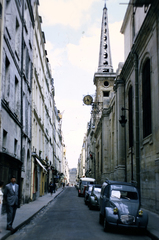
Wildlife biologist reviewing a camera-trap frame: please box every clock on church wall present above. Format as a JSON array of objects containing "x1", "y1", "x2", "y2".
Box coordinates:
[{"x1": 83, "y1": 95, "x2": 93, "y2": 105}]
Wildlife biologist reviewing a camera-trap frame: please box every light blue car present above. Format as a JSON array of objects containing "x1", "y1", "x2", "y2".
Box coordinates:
[{"x1": 99, "y1": 180, "x2": 148, "y2": 232}]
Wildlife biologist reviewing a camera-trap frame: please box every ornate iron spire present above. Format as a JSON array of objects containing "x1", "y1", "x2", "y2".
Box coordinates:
[{"x1": 97, "y1": 3, "x2": 113, "y2": 73}]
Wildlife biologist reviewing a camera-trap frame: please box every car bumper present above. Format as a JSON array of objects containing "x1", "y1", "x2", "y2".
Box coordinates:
[{"x1": 106, "y1": 208, "x2": 148, "y2": 229}]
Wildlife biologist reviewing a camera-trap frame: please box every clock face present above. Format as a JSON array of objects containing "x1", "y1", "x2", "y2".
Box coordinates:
[{"x1": 83, "y1": 95, "x2": 93, "y2": 105}]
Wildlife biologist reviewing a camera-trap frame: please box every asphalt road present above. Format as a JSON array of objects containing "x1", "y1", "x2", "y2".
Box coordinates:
[{"x1": 6, "y1": 187, "x2": 151, "y2": 240}]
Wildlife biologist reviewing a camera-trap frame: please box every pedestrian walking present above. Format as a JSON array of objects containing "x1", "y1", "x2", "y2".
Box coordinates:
[
  {"x1": 4, "y1": 176, "x2": 19, "y2": 231},
  {"x1": 49, "y1": 181, "x2": 54, "y2": 196},
  {"x1": 52, "y1": 182, "x2": 56, "y2": 193},
  {"x1": 0, "y1": 180, "x2": 4, "y2": 233}
]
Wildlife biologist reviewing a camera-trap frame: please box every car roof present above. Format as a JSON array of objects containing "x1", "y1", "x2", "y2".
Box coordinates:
[
  {"x1": 80, "y1": 177, "x2": 95, "y2": 182},
  {"x1": 103, "y1": 179, "x2": 137, "y2": 187}
]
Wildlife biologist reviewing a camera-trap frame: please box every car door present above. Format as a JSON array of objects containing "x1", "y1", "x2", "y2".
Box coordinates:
[{"x1": 101, "y1": 185, "x2": 110, "y2": 215}]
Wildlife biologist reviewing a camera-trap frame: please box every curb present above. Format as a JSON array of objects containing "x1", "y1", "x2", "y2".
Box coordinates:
[
  {"x1": 147, "y1": 231, "x2": 159, "y2": 240},
  {"x1": 0, "y1": 188, "x2": 64, "y2": 240}
]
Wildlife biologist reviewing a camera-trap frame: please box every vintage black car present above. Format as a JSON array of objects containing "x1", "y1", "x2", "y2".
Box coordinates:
[{"x1": 99, "y1": 179, "x2": 148, "y2": 231}]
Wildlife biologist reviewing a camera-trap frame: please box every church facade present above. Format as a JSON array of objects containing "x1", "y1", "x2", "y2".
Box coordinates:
[{"x1": 80, "y1": 0, "x2": 159, "y2": 213}]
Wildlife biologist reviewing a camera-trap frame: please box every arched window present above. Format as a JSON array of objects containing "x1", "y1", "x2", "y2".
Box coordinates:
[
  {"x1": 142, "y1": 59, "x2": 152, "y2": 138},
  {"x1": 128, "y1": 86, "x2": 133, "y2": 147}
]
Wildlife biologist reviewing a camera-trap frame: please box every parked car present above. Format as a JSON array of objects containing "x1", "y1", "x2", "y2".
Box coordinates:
[
  {"x1": 88, "y1": 184, "x2": 102, "y2": 210},
  {"x1": 75, "y1": 183, "x2": 79, "y2": 190},
  {"x1": 84, "y1": 184, "x2": 94, "y2": 205},
  {"x1": 99, "y1": 179, "x2": 148, "y2": 232},
  {"x1": 78, "y1": 177, "x2": 95, "y2": 197}
]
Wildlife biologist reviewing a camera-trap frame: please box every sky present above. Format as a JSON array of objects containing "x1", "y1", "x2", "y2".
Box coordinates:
[{"x1": 38, "y1": 0, "x2": 128, "y2": 169}]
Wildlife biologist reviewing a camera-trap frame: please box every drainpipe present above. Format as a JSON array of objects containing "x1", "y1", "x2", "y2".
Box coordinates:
[
  {"x1": 19, "y1": 0, "x2": 24, "y2": 205},
  {"x1": 134, "y1": 53, "x2": 140, "y2": 199}
]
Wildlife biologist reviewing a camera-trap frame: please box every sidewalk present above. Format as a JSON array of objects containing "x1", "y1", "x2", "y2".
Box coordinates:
[
  {"x1": 0, "y1": 188, "x2": 159, "y2": 240},
  {"x1": 143, "y1": 208, "x2": 159, "y2": 240},
  {"x1": 0, "y1": 187, "x2": 64, "y2": 240}
]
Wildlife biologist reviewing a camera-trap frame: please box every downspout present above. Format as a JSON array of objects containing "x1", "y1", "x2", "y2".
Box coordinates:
[
  {"x1": 20, "y1": 0, "x2": 24, "y2": 204},
  {"x1": 134, "y1": 53, "x2": 140, "y2": 199}
]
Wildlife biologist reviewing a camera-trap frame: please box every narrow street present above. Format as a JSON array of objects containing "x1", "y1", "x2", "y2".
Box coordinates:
[{"x1": 6, "y1": 187, "x2": 151, "y2": 240}]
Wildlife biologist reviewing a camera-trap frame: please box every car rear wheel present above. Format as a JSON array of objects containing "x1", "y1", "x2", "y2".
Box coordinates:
[{"x1": 104, "y1": 216, "x2": 109, "y2": 232}]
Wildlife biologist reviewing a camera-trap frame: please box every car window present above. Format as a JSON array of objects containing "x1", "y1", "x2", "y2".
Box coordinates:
[
  {"x1": 111, "y1": 190, "x2": 138, "y2": 200},
  {"x1": 88, "y1": 186, "x2": 93, "y2": 191},
  {"x1": 94, "y1": 188, "x2": 101, "y2": 194}
]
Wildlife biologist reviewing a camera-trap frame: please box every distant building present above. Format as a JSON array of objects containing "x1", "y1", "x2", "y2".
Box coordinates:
[{"x1": 69, "y1": 168, "x2": 77, "y2": 186}]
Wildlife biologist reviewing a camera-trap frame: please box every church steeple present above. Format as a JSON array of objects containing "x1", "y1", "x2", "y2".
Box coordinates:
[{"x1": 97, "y1": 3, "x2": 113, "y2": 73}]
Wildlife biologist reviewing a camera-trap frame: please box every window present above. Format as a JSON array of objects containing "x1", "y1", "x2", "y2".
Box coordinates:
[
  {"x1": 128, "y1": 86, "x2": 133, "y2": 147},
  {"x1": 15, "y1": 18, "x2": 20, "y2": 58},
  {"x1": 142, "y1": 59, "x2": 152, "y2": 138},
  {"x1": 104, "y1": 44, "x2": 107, "y2": 49},
  {"x1": 0, "y1": 3, "x2": 2, "y2": 17},
  {"x1": 15, "y1": 76, "x2": 19, "y2": 114},
  {"x1": 103, "y1": 91, "x2": 109, "y2": 97},
  {"x1": 103, "y1": 69, "x2": 109, "y2": 73},
  {"x1": 14, "y1": 139, "x2": 18, "y2": 156},
  {"x1": 104, "y1": 53, "x2": 108, "y2": 59},
  {"x1": 5, "y1": 56, "x2": 10, "y2": 99},
  {"x1": 104, "y1": 81, "x2": 109, "y2": 87},
  {"x1": 3, "y1": 130, "x2": 7, "y2": 150}
]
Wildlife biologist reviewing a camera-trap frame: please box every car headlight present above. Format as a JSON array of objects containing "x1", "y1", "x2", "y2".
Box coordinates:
[
  {"x1": 138, "y1": 209, "x2": 143, "y2": 216},
  {"x1": 113, "y1": 207, "x2": 118, "y2": 214}
]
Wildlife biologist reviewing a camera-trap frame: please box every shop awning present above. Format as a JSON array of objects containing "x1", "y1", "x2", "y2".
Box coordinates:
[{"x1": 35, "y1": 158, "x2": 47, "y2": 172}]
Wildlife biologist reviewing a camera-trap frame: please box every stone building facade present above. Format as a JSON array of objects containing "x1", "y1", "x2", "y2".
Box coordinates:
[{"x1": 118, "y1": 0, "x2": 159, "y2": 213}]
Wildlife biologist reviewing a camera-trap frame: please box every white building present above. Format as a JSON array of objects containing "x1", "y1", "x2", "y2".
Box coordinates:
[{"x1": 0, "y1": 0, "x2": 34, "y2": 204}]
